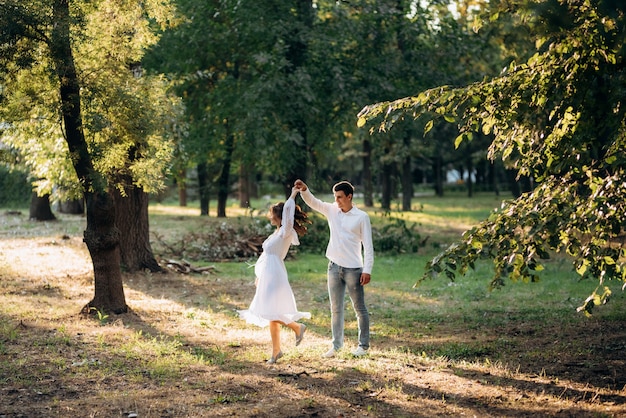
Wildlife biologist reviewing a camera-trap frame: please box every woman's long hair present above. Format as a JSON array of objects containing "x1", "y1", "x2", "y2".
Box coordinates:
[{"x1": 271, "y1": 202, "x2": 311, "y2": 236}]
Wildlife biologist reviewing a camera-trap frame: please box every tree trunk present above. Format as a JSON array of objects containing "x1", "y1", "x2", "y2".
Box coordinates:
[
  {"x1": 239, "y1": 163, "x2": 251, "y2": 209},
  {"x1": 177, "y1": 168, "x2": 187, "y2": 207},
  {"x1": 363, "y1": 138, "x2": 374, "y2": 207},
  {"x1": 434, "y1": 154, "x2": 444, "y2": 197},
  {"x1": 507, "y1": 170, "x2": 533, "y2": 198},
  {"x1": 58, "y1": 198, "x2": 84, "y2": 214},
  {"x1": 507, "y1": 169, "x2": 522, "y2": 198},
  {"x1": 83, "y1": 191, "x2": 127, "y2": 314},
  {"x1": 197, "y1": 161, "x2": 210, "y2": 216},
  {"x1": 29, "y1": 192, "x2": 56, "y2": 221},
  {"x1": 51, "y1": 0, "x2": 126, "y2": 314},
  {"x1": 283, "y1": 126, "x2": 308, "y2": 198},
  {"x1": 489, "y1": 161, "x2": 500, "y2": 196},
  {"x1": 401, "y1": 155, "x2": 412, "y2": 211},
  {"x1": 519, "y1": 175, "x2": 533, "y2": 194},
  {"x1": 381, "y1": 159, "x2": 392, "y2": 211},
  {"x1": 114, "y1": 181, "x2": 163, "y2": 273},
  {"x1": 466, "y1": 151, "x2": 474, "y2": 198},
  {"x1": 217, "y1": 130, "x2": 234, "y2": 217}
]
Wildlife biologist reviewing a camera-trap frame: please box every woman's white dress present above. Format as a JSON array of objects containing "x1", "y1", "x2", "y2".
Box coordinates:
[{"x1": 238, "y1": 198, "x2": 311, "y2": 327}]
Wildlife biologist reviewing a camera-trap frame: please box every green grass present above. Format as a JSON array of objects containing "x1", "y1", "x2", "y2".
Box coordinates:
[{"x1": 281, "y1": 246, "x2": 626, "y2": 368}]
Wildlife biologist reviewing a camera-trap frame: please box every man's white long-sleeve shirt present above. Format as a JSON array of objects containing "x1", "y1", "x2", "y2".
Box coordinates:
[{"x1": 300, "y1": 188, "x2": 374, "y2": 274}]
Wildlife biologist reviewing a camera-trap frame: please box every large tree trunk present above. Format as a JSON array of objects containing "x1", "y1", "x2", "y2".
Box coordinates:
[
  {"x1": 197, "y1": 161, "x2": 210, "y2": 216},
  {"x1": 29, "y1": 192, "x2": 56, "y2": 221},
  {"x1": 83, "y1": 191, "x2": 127, "y2": 314},
  {"x1": 51, "y1": 0, "x2": 126, "y2": 314},
  {"x1": 362, "y1": 138, "x2": 374, "y2": 207},
  {"x1": 114, "y1": 181, "x2": 163, "y2": 273}
]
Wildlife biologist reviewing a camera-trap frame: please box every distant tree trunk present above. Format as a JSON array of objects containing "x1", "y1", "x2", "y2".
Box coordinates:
[
  {"x1": 239, "y1": 163, "x2": 252, "y2": 208},
  {"x1": 363, "y1": 138, "x2": 373, "y2": 207},
  {"x1": 283, "y1": 121, "x2": 308, "y2": 198},
  {"x1": 29, "y1": 193, "x2": 56, "y2": 221},
  {"x1": 251, "y1": 173, "x2": 259, "y2": 199},
  {"x1": 401, "y1": 149, "x2": 412, "y2": 211},
  {"x1": 114, "y1": 181, "x2": 163, "y2": 273},
  {"x1": 58, "y1": 198, "x2": 84, "y2": 214},
  {"x1": 381, "y1": 156, "x2": 392, "y2": 210},
  {"x1": 217, "y1": 130, "x2": 234, "y2": 217},
  {"x1": 507, "y1": 169, "x2": 533, "y2": 198},
  {"x1": 489, "y1": 161, "x2": 500, "y2": 196},
  {"x1": 178, "y1": 168, "x2": 187, "y2": 207},
  {"x1": 507, "y1": 169, "x2": 522, "y2": 198},
  {"x1": 51, "y1": 0, "x2": 126, "y2": 314},
  {"x1": 197, "y1": 161, "x2": 210, "y2": 216},
  {"x1": 519, "y1": 175, "x2": 533, "y2": 194},
  {"x1": 466, "y1": 151, "x2": 474, "y2": 198},
  {"x1": 433, "y1": 154, "x2": 444, "y2": 197},
  {"x1": 285, "y1": 147, "x2": 308, "y2": 198}
]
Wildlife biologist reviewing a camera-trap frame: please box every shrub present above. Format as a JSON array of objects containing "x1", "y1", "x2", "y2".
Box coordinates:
[
  {"x1": 372, "y1": 217, "x2": 422, "y2": 255},
  {"x1": 0, "y1": 165, "x2": 30, "y2": 207}
]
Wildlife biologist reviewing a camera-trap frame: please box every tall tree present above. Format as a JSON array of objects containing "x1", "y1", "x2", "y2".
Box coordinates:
[
  {"x1": 147, "y1": 0, "x2": 330, "y2": 211},
  {"x1": 0, "y1": 0, "x2": 177, "y2": 312},
  {"x1": 49, "y1": 0, "x2": 127, "y2": 313},
  {"x1": 359, "y1": 0, "x2": 626, "y2": 312},
  {"x1": 146, "y1": 0, "x2": 270, "y2": 215}
]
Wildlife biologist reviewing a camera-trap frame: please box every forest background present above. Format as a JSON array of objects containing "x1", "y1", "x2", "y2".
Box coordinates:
[{"x1": 1, "y1": 0, "x2": 626, "y2": 415}]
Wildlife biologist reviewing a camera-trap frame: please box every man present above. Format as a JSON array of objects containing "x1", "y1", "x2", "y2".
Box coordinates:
[{"x1": 294, "y1": 179, "x2": 373, "y2": 357}]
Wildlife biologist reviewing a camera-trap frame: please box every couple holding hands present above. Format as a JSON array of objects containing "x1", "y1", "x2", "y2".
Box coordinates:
[{"x1": 238, "y1": 179, "x2": 374, "y2": 363}]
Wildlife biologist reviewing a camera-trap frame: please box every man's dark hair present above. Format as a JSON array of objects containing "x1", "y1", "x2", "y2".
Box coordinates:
[{"x1": 333, "y1": 181, "x2": 354, "y2": 197}]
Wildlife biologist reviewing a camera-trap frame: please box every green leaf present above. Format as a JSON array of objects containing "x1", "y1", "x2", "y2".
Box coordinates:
[
  {"x1": 424, "y1": 119, "x2": 434, "y2": 135},
  {"x1": 454, "y1": 133, "x2": 464, "y2": 149}
]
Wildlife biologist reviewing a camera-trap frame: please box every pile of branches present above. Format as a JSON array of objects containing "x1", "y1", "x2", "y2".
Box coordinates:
[
  {"x1": 152, "y1": 221, "x2": 268, "y2": 262},
  {"x1": 152, "y1": 213, "x2": 425, "y2": 266}
]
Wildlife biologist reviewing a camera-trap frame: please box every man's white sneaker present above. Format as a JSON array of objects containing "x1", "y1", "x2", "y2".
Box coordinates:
[
  {"x1": 352, "y1": 347, "x2": 368, "y2": 356},
  {"x1": 322, "y1": 348, "x2": 336, "y2": 358}
]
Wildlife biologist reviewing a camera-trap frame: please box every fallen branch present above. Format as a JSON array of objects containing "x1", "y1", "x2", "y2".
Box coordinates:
[
  {"x1": 277, "y1": 371, "x2": 312, "y2": 378},
  {"x1": 164, "y1": 259, "x2": 217, "y2": 274}
]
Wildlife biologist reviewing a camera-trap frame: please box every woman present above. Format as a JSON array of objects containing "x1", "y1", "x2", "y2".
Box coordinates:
[{"x1": 238, "y1": 186, "x2": 311, "y2": 363}]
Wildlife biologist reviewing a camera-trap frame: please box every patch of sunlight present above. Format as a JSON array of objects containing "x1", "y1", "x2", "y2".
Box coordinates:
[
  {"x1": 149, "y1": 202, "x2": 256, "y2": 218},
  {"x1": 149, "y1": 204, "x2": 203, "y2": 216},
  {"x1": 126, "y1": 294, "x2": 187, "y2": 312},
  {"x1": 388, "y1": 211, "x2": 476, "y2": 230}
]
